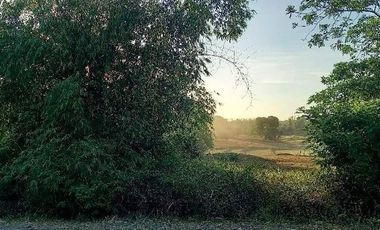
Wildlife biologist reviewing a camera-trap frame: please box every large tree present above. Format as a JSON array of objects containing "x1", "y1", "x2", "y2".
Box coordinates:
[
  {"x1": 255, "y1": 116, "x2": 280, "y2": 140},
  {"x1": 290, "y1": 0, "x2": 380, "y2": 214},
  {"x1": 0, "y1": 0, "x2": 253, "y2": 215},
  {"x1": 303, "y1": 58, "x2": 380, "y2": 215}
]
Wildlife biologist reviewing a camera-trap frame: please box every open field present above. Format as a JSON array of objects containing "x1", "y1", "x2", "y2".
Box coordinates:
[
  {"x1": 209, "y1": 135, "x2": 343, "y2": 222},
  {"x1": 213, "y1": 135, "x2": 315, "y2": 170}
]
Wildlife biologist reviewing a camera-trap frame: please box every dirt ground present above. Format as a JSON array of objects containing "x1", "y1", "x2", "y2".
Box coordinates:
[{"x1": 213, "y1": 135, "x2": 315, "y2": 169}]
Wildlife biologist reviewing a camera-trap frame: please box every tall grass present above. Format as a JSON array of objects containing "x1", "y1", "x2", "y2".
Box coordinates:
[
  {"x1": 114, "y1": 152, "x2": 347, "y2": 219},
  {"x1": 0, "y1": 151, "x2": 359, "y2": 219}
]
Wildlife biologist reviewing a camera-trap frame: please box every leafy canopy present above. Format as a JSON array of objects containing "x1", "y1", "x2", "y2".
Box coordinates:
[
  {"x1": 0, "y1": 0, "x2": 253, "y2": 215},
  {"x1": 292, "y1": 0, "x2": 380, "y2": 214},
  {"x1": 255, "y1": 116, "x2": 280, "y2": 140},
  {"x1": 302, "y1": 58, "x2": 380, "y2": 213},
  {"x1": 287, "y1": 0, "x2": 380, "y2": 58}
]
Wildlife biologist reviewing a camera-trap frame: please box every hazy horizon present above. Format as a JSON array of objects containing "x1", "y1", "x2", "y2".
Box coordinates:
[{"x1": 205, "y1": 0, "x2": 347, "y2": 120}]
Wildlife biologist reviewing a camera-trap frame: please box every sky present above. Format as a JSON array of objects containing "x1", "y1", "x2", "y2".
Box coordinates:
[{"x1": 205, "y1": 0, "x2": 347, "y2": 120}]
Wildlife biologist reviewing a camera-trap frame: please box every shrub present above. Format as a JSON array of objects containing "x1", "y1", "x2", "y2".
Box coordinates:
[
  {"x1": 162, "y1": 158, "x2": 261, "y2": 217},
  {"x1": 258, "y1": 169, "x2": 341, "y2": 219},
  {"x1": 116, "y1": 154, "x2": 262, "y2": 217},
  {"x1": 213, "y1": 152, "x2": 240, "y2": 162},
  {"x1": 163, "y1": 125, "x2": 214, "y2": 158},
  {"x1": 0, "y1": 137, "x2": 128, "y2": 217},
  {"x1": 303, "y1": 58, "x2": 380, "y2": 216}
]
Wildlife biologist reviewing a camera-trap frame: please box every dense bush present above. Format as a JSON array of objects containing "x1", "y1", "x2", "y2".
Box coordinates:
[
  {"x1": 164, "y1": 125, "x2": 214, "y2": 158},
  {"x1": 289, "y1": 0, "x2": 380, "y2": 217},
  {"x1": 0, "y1": 148, "x2": 357, "y2": 219},
  {"x1": 0, "y1": 151, "x2": 263, "y2": 218},
  {"x1": 116, "y1": 154, "x2": 262, "y2": 217},
  {"x1": 260, "y1": 170, "x2": 340, "y2": 219},
  {"x1": 303, "y1": 58, "x2": 380, "y2": 215},
  {"x1": 161, "y1": 157, "x2": 260, "y2": 217},
  {"x1": 0, "y1": 0, "x2": 253, "y2": 217}
]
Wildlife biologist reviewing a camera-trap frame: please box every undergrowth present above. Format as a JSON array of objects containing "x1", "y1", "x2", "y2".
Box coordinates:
[{"x1": 0, "y1": 151, "x2": 368, "y2": 220}]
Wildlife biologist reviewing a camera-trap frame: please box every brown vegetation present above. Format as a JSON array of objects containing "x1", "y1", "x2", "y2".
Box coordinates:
[{"x1": 213, "y1": 135, "x2": 314, "y2": 170}]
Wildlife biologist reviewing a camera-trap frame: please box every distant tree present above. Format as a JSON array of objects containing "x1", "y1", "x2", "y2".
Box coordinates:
[
  {"x1": 265, "y1": 116, "x2": 280, "y2": 140},
  {"x1": 279, "y1": 116, "x2": 307, "y2": 136},
  {"x1": 294, "y1": 117, "x2": 306, "y2": 133},
  {"x1": 255, "y1": 116, "x2": 280, "y2": 140},
  {"x1": 287, "y1": 117, "x2": 294, "y2": 131},
  {"x1": 255, "y1": 117, "x2": 266, "y2": 137}
]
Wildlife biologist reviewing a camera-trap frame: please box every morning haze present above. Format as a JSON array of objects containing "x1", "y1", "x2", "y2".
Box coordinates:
[{"x1": 206, "y1": 0, "x2": 346, "y2": 120}]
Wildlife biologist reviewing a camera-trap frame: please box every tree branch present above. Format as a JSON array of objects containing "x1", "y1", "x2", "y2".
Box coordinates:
[{"x1": 200, "y1": 43, "x2": 253, "y2": 105}]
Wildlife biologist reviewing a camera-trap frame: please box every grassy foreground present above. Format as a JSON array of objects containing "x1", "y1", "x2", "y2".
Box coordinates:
[
  {"x1": 1, "y1": 217, "x2": 379, "y2": 230},
  {"x1": 1, "y1": 135, "x2": 379, "y2": 229}
]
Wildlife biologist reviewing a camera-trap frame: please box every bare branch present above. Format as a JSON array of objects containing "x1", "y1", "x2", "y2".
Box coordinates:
[{"x1": 200, "y1": 42, "x2": 253, "y2": 105}]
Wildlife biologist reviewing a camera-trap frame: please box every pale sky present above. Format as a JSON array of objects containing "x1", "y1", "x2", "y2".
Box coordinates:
[{"x1": 205, "y1": 0, "x2": 347, "y2": 120}]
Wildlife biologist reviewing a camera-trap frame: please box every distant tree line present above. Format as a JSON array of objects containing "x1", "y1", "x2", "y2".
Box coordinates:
[
  {"x1": 213, "y1": 115, "x2": 306, "y2": 140},
  {"x1": 213, "y1": 116, "x2": 256, "y2": 138},
  {"x1": 279, "y1": 116, "x2": 307, "y2": 136}
]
